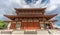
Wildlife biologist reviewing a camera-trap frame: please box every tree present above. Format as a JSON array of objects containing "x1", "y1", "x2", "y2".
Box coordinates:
[{"x1": 0, "y1": 20, "x2": 7, "y2": 29}]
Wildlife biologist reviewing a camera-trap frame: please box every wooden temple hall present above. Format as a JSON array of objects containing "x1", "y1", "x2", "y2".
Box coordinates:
[{"x1": 4, "y1": 8, "x2": 57, "y2": 30}]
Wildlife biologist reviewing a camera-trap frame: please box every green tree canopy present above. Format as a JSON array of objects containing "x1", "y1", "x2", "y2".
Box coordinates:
[{"x1": 0, "y1": 20, "x2": 7, "y2": 29}]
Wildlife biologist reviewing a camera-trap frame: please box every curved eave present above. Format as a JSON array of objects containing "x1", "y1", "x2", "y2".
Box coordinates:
[
  {"x1": 4, "y1": 14, "x2": 57, "y2": 20},
  {"x1": 45, "y1": 14, "x2": 57, "y2": 20},
  {"x1": 48, "y1": 20, "x2": 58, "y2": 22},
  {"x1": 14, "y1": 8, "x2": 46, "y2": 11}
]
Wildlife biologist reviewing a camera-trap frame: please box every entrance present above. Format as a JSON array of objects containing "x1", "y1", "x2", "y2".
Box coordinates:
[
  {"x1": 45, "y1": 23, "x2": 51, "y2": 29},
  {"x1": 16, "y1": 22, "x2": 21, "y2": 30},
  {"x1": 40, "y1": 23, "x2": 45, "y2": 29},
  {"x1": 21, "y1": 19, "x2": 41, "y2": 30}
]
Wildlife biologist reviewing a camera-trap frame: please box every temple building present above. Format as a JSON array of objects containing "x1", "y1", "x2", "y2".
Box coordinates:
[{"x1": 4, "y1": 8, "x2": 57, "y2": 30}]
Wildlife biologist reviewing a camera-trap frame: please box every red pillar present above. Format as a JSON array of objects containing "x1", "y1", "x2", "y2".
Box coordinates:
[
  {"x1": 10, "y1": 22, "x2": 16, "y2": 29},
  {"x1": 39, "y1": 21, "x2": 41, "y2": 29},
  {"x1": 50, "y1": 22, "x2": 54, "y2": 29},
  {"x1": 44, "y1": 21, "x2": 46, "y2": 29}
]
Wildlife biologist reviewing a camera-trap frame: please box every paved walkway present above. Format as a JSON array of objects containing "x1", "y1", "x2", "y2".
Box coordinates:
[{"x1": 0, "y1": 29, "x2": 60, "y2": 35}]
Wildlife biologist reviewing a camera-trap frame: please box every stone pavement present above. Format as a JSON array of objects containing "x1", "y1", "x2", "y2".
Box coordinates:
[{"x1": 0, "y1": 29, "x2": 60, "y2": 35}]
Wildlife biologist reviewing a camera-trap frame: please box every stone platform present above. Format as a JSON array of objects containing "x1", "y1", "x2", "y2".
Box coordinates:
[{"x1": 0, "y1": 29, "x2": 60, "y2": 35}]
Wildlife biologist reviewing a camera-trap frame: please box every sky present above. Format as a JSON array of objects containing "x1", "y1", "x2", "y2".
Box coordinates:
[{"x1": 0, "y1": 0, "x2": 60, "y2": 27}]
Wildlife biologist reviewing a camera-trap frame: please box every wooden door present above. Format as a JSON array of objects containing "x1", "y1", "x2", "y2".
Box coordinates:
[{"x1": 21, "y1": 20, "x2": 40, "y2": 30}]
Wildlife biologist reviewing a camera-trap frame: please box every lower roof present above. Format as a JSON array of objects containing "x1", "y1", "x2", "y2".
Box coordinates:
[{"x1": 4, "y1": 14, "x2": 57, "y2": 20}]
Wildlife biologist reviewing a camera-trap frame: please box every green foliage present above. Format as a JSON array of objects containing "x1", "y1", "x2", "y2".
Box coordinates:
[{"x1": 0, "y1": 20, "x2": 7, "y2": 29}]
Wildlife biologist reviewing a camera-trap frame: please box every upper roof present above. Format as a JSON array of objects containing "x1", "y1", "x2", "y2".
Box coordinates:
[
  {"x1": 15, "y1": 8, "x2": 46, "y2": 15},
  {"x1": 15, "y1": 8, "x2": 46, "y2": 12}
]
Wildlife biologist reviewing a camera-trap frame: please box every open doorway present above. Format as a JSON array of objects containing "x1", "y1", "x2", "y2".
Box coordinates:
[
  {"x1": 40, "y1": 23, "x2": 45, "y2": 29},
  {"x1": 45, "y1": 23, "x2": 51, "y2": 29},
  {"x1": 16, "y1": 22, "x2": 21, "y2": 30}
]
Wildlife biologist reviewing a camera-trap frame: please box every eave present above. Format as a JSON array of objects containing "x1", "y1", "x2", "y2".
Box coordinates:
[
  {"x1": 4, "y1": 20, "x2": 57, "y2": 23},
  {"x1": 14, "y1": 8, "x2": 46, "y2": 11},
  {"x1": 4, "y1": 14, "x2": 57, "y2": 20}
]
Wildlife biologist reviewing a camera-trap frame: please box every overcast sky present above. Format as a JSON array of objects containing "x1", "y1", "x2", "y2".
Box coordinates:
[{"x1": 0, "y1": 0, "x2": 60, "y2": 27}]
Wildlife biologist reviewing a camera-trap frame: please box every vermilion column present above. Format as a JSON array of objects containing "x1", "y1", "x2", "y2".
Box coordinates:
[
  {"x1": 40, "y1": 21, "x2": 41, "y2": 29},
  {"x1": 10, "y1": 22, "x2": 16, "y2": 29},
  {"x1": 50, "y1": 22, "x2": 54, "y2": 29},
  {"x1": 21, "y1": 22, "x2": 24, "y2": 30},
  {"x1": 44, "y1": 21, "x2": 46, "y2": 29},
  {"x1": 7, "y1": 22, "x2": 11, "y2": 29}
]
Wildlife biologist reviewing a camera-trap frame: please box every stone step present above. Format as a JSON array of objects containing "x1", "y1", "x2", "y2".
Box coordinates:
[{"x1": 24, "y1": 30, "x2": 37, "y2": 34}]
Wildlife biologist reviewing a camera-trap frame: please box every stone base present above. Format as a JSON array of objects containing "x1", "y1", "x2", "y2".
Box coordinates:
[
  {"x1": 12, "y1": 30, "x2": 24, "y2": 34},
  {"x1": 37, "y1": 30, "x2": 49, "y2": 34},
  {"x1": 24, "y1": 30, "x2": 37, "y2": 34}
]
